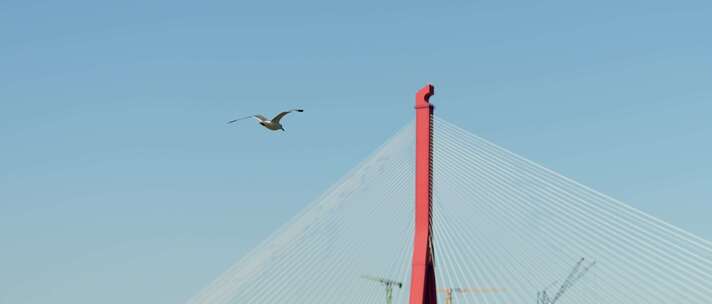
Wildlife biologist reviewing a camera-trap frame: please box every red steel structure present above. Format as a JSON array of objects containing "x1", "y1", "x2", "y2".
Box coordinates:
[{"x1": 409, "y1": 84, "x2": 438, "y2": 304}]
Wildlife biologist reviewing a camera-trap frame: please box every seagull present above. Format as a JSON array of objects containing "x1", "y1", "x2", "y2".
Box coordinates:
[{"x1": 227, "y1": 108, "x2": 304, "y2": 131}]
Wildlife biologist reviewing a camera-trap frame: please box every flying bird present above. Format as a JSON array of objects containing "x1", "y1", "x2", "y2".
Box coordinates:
[{"x1": 227, "y1": 108, "x2": 304, "y2": 131}]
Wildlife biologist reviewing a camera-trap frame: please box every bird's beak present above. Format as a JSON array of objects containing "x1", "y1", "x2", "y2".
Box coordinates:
[{"x1": 281, "y1": 127, "x2": 286, "y2": 132}]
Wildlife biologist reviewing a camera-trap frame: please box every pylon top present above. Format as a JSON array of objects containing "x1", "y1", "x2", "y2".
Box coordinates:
[{"x1": 415, "y1": 84, "x2": 435, "y2": 109}]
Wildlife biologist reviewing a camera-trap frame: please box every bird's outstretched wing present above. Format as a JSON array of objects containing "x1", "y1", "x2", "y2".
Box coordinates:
[
  {"x1": 227, "y1": 115, "x2": 255, "y2": 124},
  {"x1": 271, "y1": 108, "x2": 304, "y2": 123}
]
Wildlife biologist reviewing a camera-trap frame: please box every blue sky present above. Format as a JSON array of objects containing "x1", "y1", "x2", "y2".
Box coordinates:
[{"x1": 1, "y1": 0, "x2": 711, "y2": 303}]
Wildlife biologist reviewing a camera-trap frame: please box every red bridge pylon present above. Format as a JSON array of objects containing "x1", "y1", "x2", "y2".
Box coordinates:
[{"x1": 409, "y1": 84, "x2": 438, "y2": 304}]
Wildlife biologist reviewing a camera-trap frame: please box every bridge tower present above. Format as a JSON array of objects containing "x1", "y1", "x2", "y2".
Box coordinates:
[{"x1": 410, "y1": 84, "x2": 438, "y2": 304}]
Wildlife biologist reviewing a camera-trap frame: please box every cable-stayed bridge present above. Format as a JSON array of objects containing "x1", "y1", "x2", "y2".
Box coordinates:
[{"x1": 188, "y1": 85, "x2": 712, "y2": 304}]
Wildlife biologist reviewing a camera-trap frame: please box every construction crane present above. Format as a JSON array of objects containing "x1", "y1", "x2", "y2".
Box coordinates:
[
  {"x1": 537, "y1": 258, "x2": 596, "y2": 304},
  {"x1": 361, "y1": 275, "x2": 403, "y2": 304},
  {"x1": 437, "y1": 287, "x2": 505, "y2": 304}
]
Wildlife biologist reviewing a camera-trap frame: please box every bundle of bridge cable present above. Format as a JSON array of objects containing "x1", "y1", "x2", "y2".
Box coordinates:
[{"x1": 187, "y1": 117, "x2": 712, "y2": 304}]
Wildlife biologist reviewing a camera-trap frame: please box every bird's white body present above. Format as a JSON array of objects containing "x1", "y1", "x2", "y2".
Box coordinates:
[
  {"x1": 257, "y1": 119, "x2": 283, "y2": 131},
  {"x1": 227, "y1": 109, "x2": 303, "y2": 131}
]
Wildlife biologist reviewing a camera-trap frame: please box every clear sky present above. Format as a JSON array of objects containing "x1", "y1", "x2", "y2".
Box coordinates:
[{"x1": 1, "y1": 0, "x2": 711, "y2": 303}]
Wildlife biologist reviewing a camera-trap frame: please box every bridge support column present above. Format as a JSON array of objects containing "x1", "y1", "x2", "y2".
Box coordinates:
[{"x1": 409, "y1": 84, "x2": 438, "y2": 304}]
